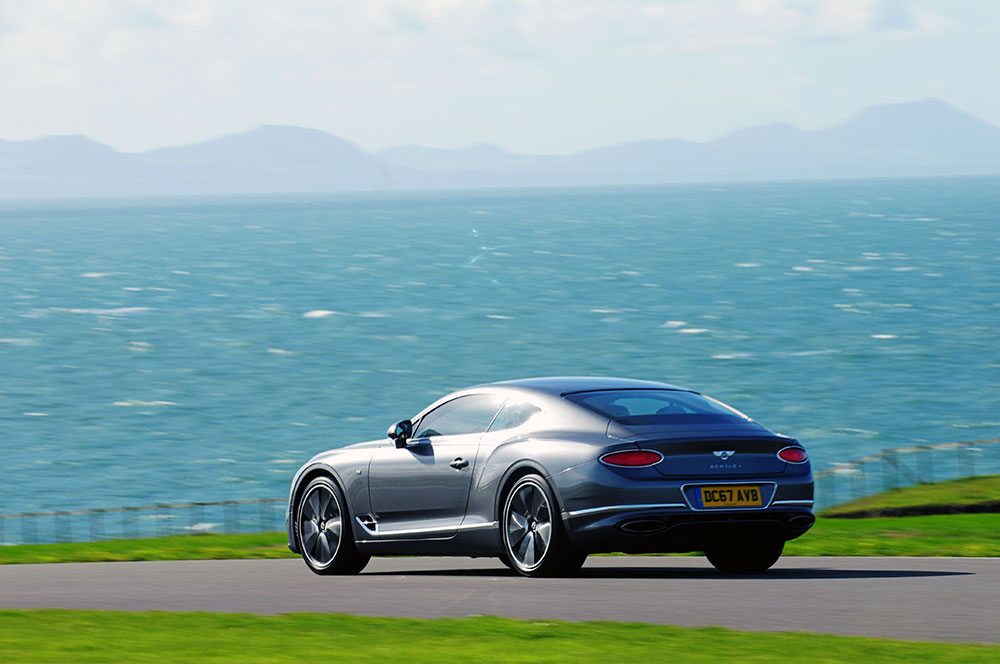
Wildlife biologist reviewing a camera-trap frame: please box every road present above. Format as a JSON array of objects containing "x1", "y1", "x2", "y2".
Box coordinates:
[{"x1": 1, "y1": 556, "x2": 996, "y2": 644}]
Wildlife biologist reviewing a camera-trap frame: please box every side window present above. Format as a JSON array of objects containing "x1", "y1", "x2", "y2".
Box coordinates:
[
  {"x1": 489, "y1": 401, "x2": 542, "y2": 432},
  {"x1": 414, "y1": 395, "x2": 505, "y2": 438}
]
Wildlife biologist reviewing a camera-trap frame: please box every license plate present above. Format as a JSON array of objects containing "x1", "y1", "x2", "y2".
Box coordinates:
[{"x1": 695, "y1": 485, "x2": 763, "y2": 508}]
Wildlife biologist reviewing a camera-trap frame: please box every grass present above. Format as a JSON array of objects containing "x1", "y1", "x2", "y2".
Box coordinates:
[
  {"x1": 0, "y1": 610, "x2": 996, "y2": 663},
  {"x1": 0, "y1": 532, "x2": 297, "y2": 565},
  {"x1": 821, "y1": 474, "x2": 1000, "y2": 516},
  {"x1": 784, "y1": 513, "x2": 1000, "y2": 557}
]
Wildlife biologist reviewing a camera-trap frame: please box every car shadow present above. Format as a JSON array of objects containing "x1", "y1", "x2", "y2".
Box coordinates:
[
  {"x1": 578, "y1": 567, "x2": 974, "y2": 580},
  {"x1": 363, "y1": 566, "x2": 972, "y2": 580}
]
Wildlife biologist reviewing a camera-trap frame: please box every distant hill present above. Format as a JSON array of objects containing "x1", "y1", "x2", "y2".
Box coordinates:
[
  {"x1": 141, "y1": 125, "x2": 388, "y2": 193},
  {"x1": 2, "y1": 99, "x2": 998, "y2": 199}
]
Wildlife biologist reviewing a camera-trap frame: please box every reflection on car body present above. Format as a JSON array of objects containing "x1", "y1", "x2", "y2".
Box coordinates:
[{"x1": 287, "y1": 377, "x2": 814, "y2": 577}]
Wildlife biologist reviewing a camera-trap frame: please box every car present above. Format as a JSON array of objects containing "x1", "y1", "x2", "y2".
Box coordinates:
[{"x1": 286, "y1": 376, "x2": 814, "y2": 577}]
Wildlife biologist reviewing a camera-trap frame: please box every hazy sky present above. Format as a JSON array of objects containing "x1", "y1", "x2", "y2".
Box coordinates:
[{"x1": 1, "y1": 0, "x2": 997, "y2": 154}]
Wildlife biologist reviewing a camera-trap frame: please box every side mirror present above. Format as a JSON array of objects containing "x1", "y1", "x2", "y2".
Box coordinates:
[{"x1": 387, "y1": 419, "x2": 413, "y2": 448}]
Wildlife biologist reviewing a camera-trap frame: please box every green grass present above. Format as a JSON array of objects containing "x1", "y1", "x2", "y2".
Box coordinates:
[
  {"x1": 784, "y1": 513, "x2": 1000, "y2": 557},
  {"x1": 0, "y1": 610, "x2": 995, "y2": 663},
  {"x1": 0, "y1": 532, "x2": 297, "y2": 565},
  {"x1": 822, "y1": 474, "x2": 1000, "y2": 516}
]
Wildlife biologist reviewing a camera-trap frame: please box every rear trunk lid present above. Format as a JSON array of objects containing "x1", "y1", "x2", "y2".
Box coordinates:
[{"x1": 624, "y1": 429, "x2": 794, "y2": 477}]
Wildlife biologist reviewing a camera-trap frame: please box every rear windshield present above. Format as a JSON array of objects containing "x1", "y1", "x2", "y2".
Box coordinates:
[{"x1": 564, "y1": 389, "x2": 750, "y2": 426}]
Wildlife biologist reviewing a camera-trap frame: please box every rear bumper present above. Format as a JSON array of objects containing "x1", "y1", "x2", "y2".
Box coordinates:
[
  {"x1": 562, "y1": 503, "x2": 814, "y2": 553},
  {"x1": 552, "y1": 460, "x2": 814, "y2": 553}
]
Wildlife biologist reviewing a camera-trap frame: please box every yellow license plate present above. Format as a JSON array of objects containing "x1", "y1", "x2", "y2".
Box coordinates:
[{"x1": 696, "y1": 485, "x2": 763, "y2": 508}]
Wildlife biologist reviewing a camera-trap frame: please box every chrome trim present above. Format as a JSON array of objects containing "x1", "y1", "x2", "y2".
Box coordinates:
[
  {"x1": 776, "y1": 445, "x2": 809, "y2": 464},
  {"x1": 357, "y1": 538, "x2": 451, "y2": 544},
  {"x1": 364, "y1": 520, "x2": 498, "y2": 538},
  {"x1": 598, "y1": 449, "x2": 665, "y2": 469},
  {"x1": 772, "y1": 499, "x2": 814, "y2": 506},
  {"x1": 565, "y1": 503, "x2": 687, "y2": 518},
  {"x1": 355, "y1": 516, "x2": 378, "y2": 536},
  {"x1": 680, "y1": 481, "x2": 778, "y2": 511},
  {"x1": 455, "y1": 521, "x2": 498, "y2": 531}
]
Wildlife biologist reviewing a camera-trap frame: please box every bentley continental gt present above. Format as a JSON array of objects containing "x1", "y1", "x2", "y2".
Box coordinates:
[{"x1": 287, "y1": 377, "x2": 814, "y2": 577}]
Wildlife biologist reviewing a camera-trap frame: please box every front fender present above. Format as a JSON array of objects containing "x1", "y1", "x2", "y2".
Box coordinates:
[
  {"x1": 286, "y1": 462, "x2": 348, "y2": 553},
  {"x1": 286, "y1": 446, "x2": 377, "y2": 552}
]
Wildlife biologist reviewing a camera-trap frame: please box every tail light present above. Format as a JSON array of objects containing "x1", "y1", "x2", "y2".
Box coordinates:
[
  {"x1": 600, "y1": 450, "x2": 663, "y2": 467},
  {"x1": 777, "y1": 446, "x2": 808, "y2": 463}
]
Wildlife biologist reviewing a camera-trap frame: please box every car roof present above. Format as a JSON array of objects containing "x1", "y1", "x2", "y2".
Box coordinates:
[{"x1": 476, "y1": 376, "x2": 695, "y2": 396}]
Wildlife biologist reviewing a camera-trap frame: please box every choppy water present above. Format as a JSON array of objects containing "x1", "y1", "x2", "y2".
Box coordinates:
[{"x1": 2, "y1": 178, "x2": 998, "y2": 514}]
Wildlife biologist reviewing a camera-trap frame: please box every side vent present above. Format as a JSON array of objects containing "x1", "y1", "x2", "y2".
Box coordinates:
[{"x1": 356, "y1": 514, "x2": 378, "y2": 534}]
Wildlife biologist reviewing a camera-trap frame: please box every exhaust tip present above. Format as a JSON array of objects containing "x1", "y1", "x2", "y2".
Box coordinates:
[
  {"x1": 788, "y1": 514, "x2": 815, "y2": 532},
  {"x1": 617, "y1": 519, "x2": 667, "y2": 535}
]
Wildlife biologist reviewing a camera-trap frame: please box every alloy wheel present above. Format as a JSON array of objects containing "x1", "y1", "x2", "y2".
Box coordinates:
[
  {"x1": 505, "y1": 478, "x2": 553, "y2": 571},
  {"x1": 299, "y1": 483, "x2": 343, "y2": 569}
]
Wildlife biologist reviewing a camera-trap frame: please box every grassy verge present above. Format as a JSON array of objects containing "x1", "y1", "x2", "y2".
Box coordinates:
[
  {"x1": 0, "y1": 610, "x2": 996, "y2": 663},
  {"x1": 2, "y1": 512, "x2": 998, "y2": 564},
  {"x1": 784, "y1": 513, "x2": 1000, "y2": 556},
  {"x1": 822, "y1": 475, "x2": 1000, "y2": 516},
  {"x1": 0, "y1": 532, "x2": 297, "y2": 565}
]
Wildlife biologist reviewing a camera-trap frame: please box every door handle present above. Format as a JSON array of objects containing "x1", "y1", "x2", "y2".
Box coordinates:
[{"x1": 449, "y1": 457, "x2": 470, "y2": 470}]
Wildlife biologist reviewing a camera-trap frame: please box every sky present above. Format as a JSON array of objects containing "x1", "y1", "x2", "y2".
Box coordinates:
[{"x1": 1, "y1": 0, "x2": 998, "y2": 155}]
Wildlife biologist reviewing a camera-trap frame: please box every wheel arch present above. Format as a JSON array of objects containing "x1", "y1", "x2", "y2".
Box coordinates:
[
  {"x1": 494, "y1": 460, "x2": 562, "y2": 523},
  {"x1": 290, "y1": 464, "x2": 352, "y2": 547}
]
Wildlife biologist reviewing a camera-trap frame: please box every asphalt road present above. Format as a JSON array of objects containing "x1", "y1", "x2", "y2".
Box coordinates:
[{"x1": 1, "y1": 556, "x2": 996, "y2": 644}]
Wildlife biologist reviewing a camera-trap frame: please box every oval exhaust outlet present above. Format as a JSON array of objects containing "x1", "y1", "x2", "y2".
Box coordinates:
[
  {"x1": 788, "y1": 514, "x2": 815, "y2": 531},
  {"x1": 618, "y1": 519, "x2": 667, "y2": 534}
]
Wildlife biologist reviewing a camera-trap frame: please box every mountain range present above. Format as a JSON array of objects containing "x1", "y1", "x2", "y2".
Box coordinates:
[{"x1": 2, "y1": 98, "x2": 999, "y2": 199}]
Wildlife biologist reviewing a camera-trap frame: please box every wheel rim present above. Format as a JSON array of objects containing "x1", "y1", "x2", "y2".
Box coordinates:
[
  {"x1": 505, "y1": 480, "x2": 553, "y2": 570},
  {"x1": 299, "y1": 484, "x2": 342, "y2": 568}
]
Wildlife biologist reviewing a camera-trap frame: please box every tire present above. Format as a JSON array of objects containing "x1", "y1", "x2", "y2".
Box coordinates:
[
  {"x1": 704, "y1": 537, "x2": 784, "y2": 573},
  {"x1": 295, "y1": 476, "x2": 370, "y2": 575},
  {"x1": 501, "y1": 474, "x2": 587, "y2": 577}
]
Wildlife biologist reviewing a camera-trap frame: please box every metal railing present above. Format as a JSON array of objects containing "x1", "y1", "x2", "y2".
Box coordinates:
[
  {"x1": 2, "y1": 438, "x2": 997, "y2": 545},
  {"x1": 0, "y1": 498, "x2": 287, "y2": 546},
  {"x1": 813, "y1": 438, "x2": 1000, "y2": 510}
]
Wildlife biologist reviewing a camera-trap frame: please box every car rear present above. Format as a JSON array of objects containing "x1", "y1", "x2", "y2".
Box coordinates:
[{"x1": 554, "y1": 388, "x2": 814, "y2": 565}]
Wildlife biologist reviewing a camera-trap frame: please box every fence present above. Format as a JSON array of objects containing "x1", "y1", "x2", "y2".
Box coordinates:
[
  {"x1": 2, "y1": 438, "x2": 998, "y2": 545},
  {"x1": 813, "y1": 437, "x2": 1000, "y2": 510},
  {"x1": 0, "y1": 498, "x2": 287, "y2": 546}
]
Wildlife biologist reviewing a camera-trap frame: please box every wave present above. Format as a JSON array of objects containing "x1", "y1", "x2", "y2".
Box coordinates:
[
  {"x1": 51, "y1": 307, "x2": 152, "y2": 315},
  {"x1": 113, "y1": 400, "x2": 178, "y2": 407}
]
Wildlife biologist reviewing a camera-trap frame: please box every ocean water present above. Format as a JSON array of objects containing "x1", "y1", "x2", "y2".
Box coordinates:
[{"x1": 1, "y1": 178, "x2": 999, "y2": 515}]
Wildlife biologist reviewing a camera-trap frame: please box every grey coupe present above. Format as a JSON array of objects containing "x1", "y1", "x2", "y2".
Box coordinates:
[{"x1": 287, "y1": 377, "x2": 814, "y2": 577}]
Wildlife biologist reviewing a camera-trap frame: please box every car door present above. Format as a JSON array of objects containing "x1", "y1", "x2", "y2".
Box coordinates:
[{"x1": 367, "y1": 394, "x2": 505, "y2": 538}]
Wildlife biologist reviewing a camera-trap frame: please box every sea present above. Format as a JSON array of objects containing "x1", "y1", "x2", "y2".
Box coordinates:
[{"x1": 2, "y1": 177, "x2": 998, "y2": 515}]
